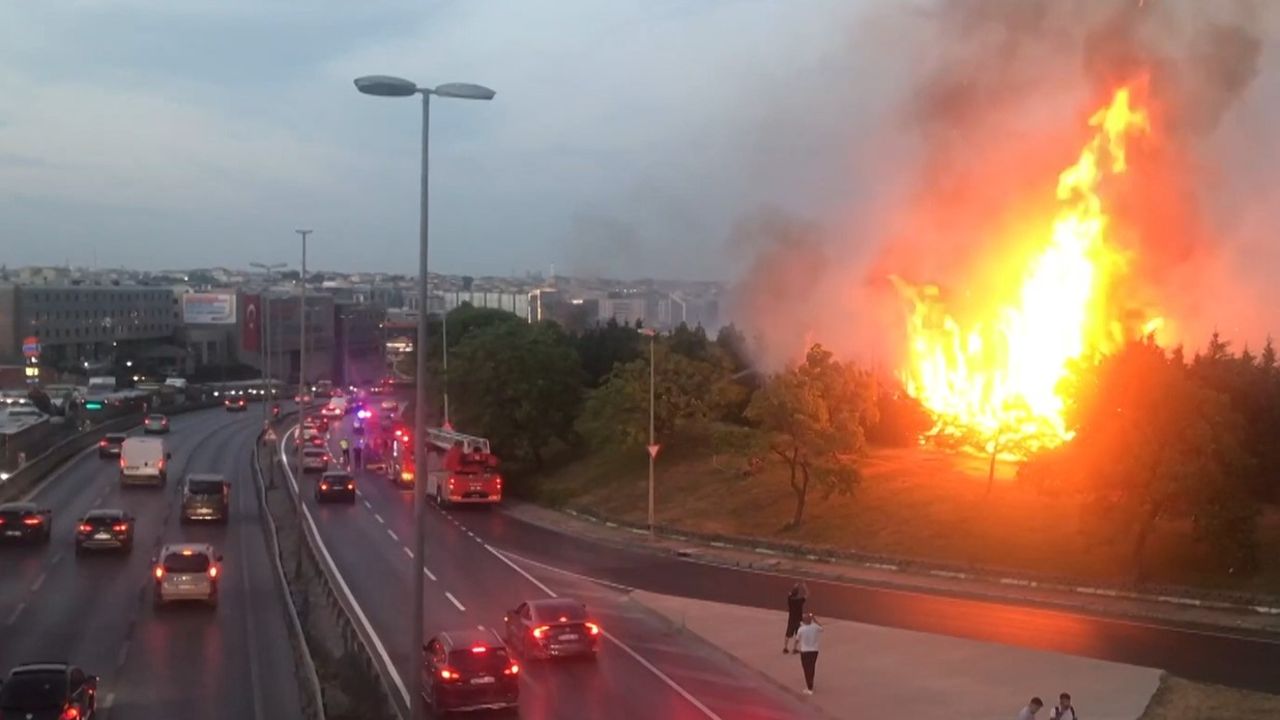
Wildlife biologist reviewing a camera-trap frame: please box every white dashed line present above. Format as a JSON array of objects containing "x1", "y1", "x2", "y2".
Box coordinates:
[
  {"x1": 403, "y1": 546, "x2": 413, "y2": 558},
  {"x1": 374, "y1": 513, "x2": 385, "y2": 524},
  {"x1": 363, "y1": 500, "x2": 373, "y2": 510},
  {"x1": 31, "y1": 572, "x2": 46, "y2": 591},
  {"x1": 6, "y1": 603, "x2": 25, "y2": 626},
  {"x1": 387, "y1": 529, "x2": 399, "y2": 542},
  {"x1": 104, "y1": 692, "x2": 115, "y2": 710},
  {"x1": 445, "y1": 592, "x2": 466, "y2": 612},
  {"x1": 50, "y1": 552, "x2": 65, "y2": 566},
  {"x1": 424, "y1": 567, "x2": 437, "y2": 581}
]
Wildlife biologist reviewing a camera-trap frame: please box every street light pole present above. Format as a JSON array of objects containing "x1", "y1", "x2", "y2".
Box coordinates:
[
  {"x1": 252, "y1": 262, "x2": 286, "y2": 426},
  {"x1": 639, "y1": 327, "x2": 657, "y2": 534},
  {"x1": 441, "y1": 308, "x2": 449, "y2": 427},
  {"x1": 295, "y1": 230, "x2": 312, "y2": 525},
  {"x1": 355, "y1": 74, "x2": 494, "y2": 720}
]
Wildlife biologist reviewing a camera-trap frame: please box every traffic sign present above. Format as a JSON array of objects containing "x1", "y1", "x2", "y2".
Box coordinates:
[
  {"x1": 647, "y1": 443, "x2": 661, "y2": 459},
  {"x1": 21, "y1": 336, "x2": 40, "y2": 358}
]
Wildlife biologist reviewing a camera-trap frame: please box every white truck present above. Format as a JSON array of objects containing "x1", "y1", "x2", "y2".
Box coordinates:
[{"x1": 119, "y1": 437, "x2": 171, "y2": 487}]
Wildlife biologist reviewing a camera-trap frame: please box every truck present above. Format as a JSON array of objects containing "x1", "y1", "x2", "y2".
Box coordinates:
[
  {"x1": 87, "y1": 376, "x2": 118, "y2": 394},
  {"x1": 425, "y1": 428, "x2": 502, "y2": 507}
]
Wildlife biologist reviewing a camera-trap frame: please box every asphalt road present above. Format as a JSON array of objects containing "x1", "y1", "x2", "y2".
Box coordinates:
[
  {"x1": 0, "y1": 406, "x2": 303, "y2": 720},
  {"x1": 287, "y1": 415, "x2": 823, "y2": 720}
]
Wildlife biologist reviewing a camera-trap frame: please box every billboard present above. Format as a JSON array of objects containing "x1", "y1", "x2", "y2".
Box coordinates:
[
  {"x1": 242, "y1": 294, "x2": 261, "y2": 351},
  {"x1": 182, "y1": 292, "x2": 237, "y2": 325}
]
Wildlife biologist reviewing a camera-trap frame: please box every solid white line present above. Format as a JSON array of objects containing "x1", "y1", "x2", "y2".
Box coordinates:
[
  {"x1": 6, "y1": 602, "x2": 25, "y2": 626},
  {"x1": 21, "y1": 442, "x2": 101, "y2": 502},
  {"x1": 403, "y1": 546, "x2": 414, "y2": 558},
  {"x1": 497, "y1": 548, "x2": 636, "y2": 592},
  {"x1": 374, "y1": 513, "x2": 385, "y2": 524},
  {"x1": 424, "y1": 567, "x2": 437, "y2": 581},
  {"x1": 445, "y1": 592, "x2": 466, "y2": 611},
  {"x1": 387, "y1": 528, "x2": 399, "y2": 542},
  {"x1": 31, "y1": 572, "x2": 46, "y2": 591},
  {"x1": 483, "y1": 544, "x2": 722, "y2": 719},
  {"x1": 280, "y1": 428, "x2": 411, "y2": 709}
]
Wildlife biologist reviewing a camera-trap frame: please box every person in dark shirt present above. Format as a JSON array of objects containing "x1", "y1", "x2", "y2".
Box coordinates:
[{"x1": 783, "y1": 581, "x2": 808, "y2": 653}]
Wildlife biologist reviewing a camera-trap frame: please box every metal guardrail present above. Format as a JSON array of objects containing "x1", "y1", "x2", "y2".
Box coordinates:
[{"x1": 250, "y1": 435, "x2": 326, "y2": 720}]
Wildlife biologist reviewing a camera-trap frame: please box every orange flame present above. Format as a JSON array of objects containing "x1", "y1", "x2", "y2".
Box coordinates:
[{"x1": 896, "y1": 86, "x2": 1159, "y2": 455}]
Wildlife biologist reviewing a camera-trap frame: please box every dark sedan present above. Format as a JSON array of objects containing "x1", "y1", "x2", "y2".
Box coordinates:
[
  {"x1": 504, "y1": 598, "x2": 601, "y2": 659},
  {"x1": 76, "y1": 509, "x2": 135, "y2": 555},
  {"x1": 0, "y1": 662, "x2": 98, "y2": 720},
  {"x1": 98, "y1": 432, "x2": 127, "y2": 458},
  {"x1": 0, "y1": 502, "x2": 52, "y2": 545},
  {"x1": 316, "y1": 472, "x2": 356, "y2": 504},
  {"x1": 224, "y1": 396, "x2": 248, "y2": 412}
]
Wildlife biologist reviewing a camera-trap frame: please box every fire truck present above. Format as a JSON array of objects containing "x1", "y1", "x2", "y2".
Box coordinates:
[{"x1": 387, "y1": 427, "x2": 503, "y2": 506}]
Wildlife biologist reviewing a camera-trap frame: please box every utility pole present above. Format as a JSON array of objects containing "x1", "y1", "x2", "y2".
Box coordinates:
[{"x1": 295, "y1": 230, "x2": 312, "y2": 529}]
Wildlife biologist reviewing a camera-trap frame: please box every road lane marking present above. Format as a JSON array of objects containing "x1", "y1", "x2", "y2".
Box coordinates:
[
  {"x1": 31, "y1": 571, "x2": 46, "y2": 591},
  {"x1": 363, "y1": 500, "x2": 373, "y2": 510},
  {"x1": 403, "y1": 546, "x2": 413, "y2": 558},
  {"x1": 387, "y1": 528, "x2": 399, "y2": 542},
  {"x1": 445, "y1": 592, "x2": 466, "y2": 611},
  {"x1": 104, "y1": 692, "x2": 115, "y2": 710},
  {"x1": 374, "y1": 513, "x2": 385, "y2": 524},
  {"x1": 238, "y1": 462, "x2": 268, "y2": 720},
  {"x1": 6, "y1": 602, "x2": 25, "y2": 625},
  {"x1": 280, "y1": 427, "x2": 411, "y2": 709},
  {"x1": 484, "y1": 543, "x2": 723, "y2": 720},
  {"x1": 50, "y1": 552, "x2": 65, "y2": 566},
  {"x1": 424, "y1": 567, "x2": 437, "y2": 581},
  {"x1": 496, "y1": 549, "x2": 636, "y2": 592}
]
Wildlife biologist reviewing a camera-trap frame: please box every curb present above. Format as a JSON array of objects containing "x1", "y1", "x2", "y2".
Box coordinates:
[{"x1": 555, "y1": 507, "x2": 1280, "y2": 618}]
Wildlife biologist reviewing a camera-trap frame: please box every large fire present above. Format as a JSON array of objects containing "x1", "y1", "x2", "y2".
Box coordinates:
[{"x1": 897, "y1": 85, "x2": 1161, "y2": 456}]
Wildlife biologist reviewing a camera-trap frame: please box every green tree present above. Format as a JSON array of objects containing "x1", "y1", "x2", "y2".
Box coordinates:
[
  {"x1": 573, "y1": 318, "x2": 642, "y2": 388},
  {"x1": 577, "y1": 340, "x2": 749, "y2": 448},
  {"x1": 450, "y1": 322, "x2": 584, "y2": 468},
  {"x1": 744, "y1": 344, "x2": 879, "y2": 529},
  {"x1": 715, "y1": 324, "x2": 751, "y2": 373},
  {"x1": 1061, "y1": 338, "x2": 1258, "y2": 577}
]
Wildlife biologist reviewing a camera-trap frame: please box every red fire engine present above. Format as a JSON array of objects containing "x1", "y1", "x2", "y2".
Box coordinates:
[{"x1": 387, "y1": 427, "x2": 502, "y2": 506}]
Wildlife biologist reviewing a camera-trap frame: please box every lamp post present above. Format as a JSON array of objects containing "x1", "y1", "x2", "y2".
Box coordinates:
[
  {"x1": 355, "y1": 74, "x2": 494, "y2": 720},
  {"x1": 441, "y1": 310, "x2": 450, "y2": 428},
  {"x1": 640, "y1": 327, "x2": 657, "y2": 533},
  {"x1": 295, "y1": 230, "x2": 312, "y2": 525},
  {"x1": 251, "y1": 262, "x2": 287, "y2": 424}
]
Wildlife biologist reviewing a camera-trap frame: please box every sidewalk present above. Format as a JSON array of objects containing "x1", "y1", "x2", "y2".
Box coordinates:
[
  {"x1": 632, "y1": 590, "x2": 1161, "y2": 720},
  {"x1": 501, "y1": 501, "x2": 1280, "y2": 634}
]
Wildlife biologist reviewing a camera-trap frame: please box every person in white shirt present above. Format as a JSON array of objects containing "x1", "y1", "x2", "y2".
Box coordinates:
[
  {"x1": 1049, "y1": 692, "x2": 1077, "y2": 720},
  {"x1": 1017, "y1": 697, "x2": 1044, "y2": 719},
  {"x1": 795, "y1": 613, "x2": 823, "y2": 695}
]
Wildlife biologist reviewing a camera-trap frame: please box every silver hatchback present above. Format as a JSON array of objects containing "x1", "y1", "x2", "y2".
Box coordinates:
[{"x1": 153, "y1": 543, "x2": 222, "y2": 609}]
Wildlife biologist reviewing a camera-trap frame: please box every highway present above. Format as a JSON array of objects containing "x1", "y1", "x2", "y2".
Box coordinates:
[
  {"x1": 297, "y1": 405, "x2": 1280, "y2": 714},
  {"x1": 0, "y1": 406, "x2": 303, "y2": 720},
  {"x1": 284, "y1": 416, "x2": 823, "y2": 720}
]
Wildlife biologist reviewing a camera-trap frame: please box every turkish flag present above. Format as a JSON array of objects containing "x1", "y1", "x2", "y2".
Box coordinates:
[{"x1": 242, "y1": 294, "x2": 261, "y2": 351}]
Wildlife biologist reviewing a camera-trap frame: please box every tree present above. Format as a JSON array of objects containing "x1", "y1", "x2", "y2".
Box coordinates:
[
  {"x1": 577, "y1": 340, "x2": 748, "y2": 448},
  {"x1": 744, "y1": 344, "x2": 879, "y2": 529},
  {"x1": 573, "y1": 318, "x2": 642, "y2": 388},
  {"x1": 668, "y1": 323, "x2": 710, "y2": 361},
  {"x1": 715, "y1": 324, "x2": 751, "y2": 373},
  {"x1": 1060, "y1": 338, "x2": 1258, "y2": 577},
  {"x1": 449, "y1": 321, "x2": 584, "y2": 469}
]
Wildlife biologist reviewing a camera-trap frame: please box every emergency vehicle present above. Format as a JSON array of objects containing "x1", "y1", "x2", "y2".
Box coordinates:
[{"x1": 387, "y1": 427, "x2": 503, "y2": 506}]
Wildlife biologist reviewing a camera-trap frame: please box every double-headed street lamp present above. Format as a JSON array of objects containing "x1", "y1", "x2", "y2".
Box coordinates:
[
  {"x1": 250, "y1": 261, "x2": 287, "y2": 424},
  {"x1": 355, "y1": 73, "x2": 494, "y2": 720},
  {"x1": 294, "y1": 229, "x2": 312, "y2": 528}
]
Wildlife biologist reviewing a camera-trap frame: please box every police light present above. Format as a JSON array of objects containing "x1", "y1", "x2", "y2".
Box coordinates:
[{"x1": 357, "y1": 409, "x2": 372, "y2": 419}]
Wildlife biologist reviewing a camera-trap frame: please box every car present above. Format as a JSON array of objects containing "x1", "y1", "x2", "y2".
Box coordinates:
[
  {"x1": 315, "y1": 471, "x2": 356, "y2": 503},
  {"x1": 302, "y1": 448, "x2": 330, "y2": 474},
  {"x1": 224, "y1": 396, "x2": 248, "y2": 412},
  {"x1": 0, "y1": 503, "x2": 52, "y2": 545},
  {"x1": 97, "y1": 432, "x2": 127, "y2": 459},
  {"x1": 0, "y1": 662, "x2": 99, "y2": 720},
  {"x1": 504, "y1": 598, "x2": 601, "y2": 660},
  {"x1": 119, "y1": 437, "x2": 170, "y2": 487},
  {"x1": 142, "y1": 413, "x2": 170, "y2": 434},
  {"x1": 76, "y1": 509, "x2": 135, "y2": 555},
  {"x1": 153, "y1": 543, "x2": 222, "y2": 608},
  {"x1": 180, "y1": 474, "x2": 230, "y2": 524},
  {"x1": 423, "y1": 629, "x2": 519, "y2": 714},
  {"x1": 380, "y1": 399, "x2": 399, "y2": 413}
]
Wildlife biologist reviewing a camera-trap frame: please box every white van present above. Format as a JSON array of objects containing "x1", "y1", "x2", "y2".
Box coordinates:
[{"x1": 120, "y1": 437, "x2": 171, "y2": 487}]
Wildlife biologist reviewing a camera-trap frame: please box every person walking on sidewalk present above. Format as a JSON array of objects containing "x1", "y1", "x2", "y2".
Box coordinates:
[
  {"x1": 796, "y1": 612, "x2": 823, "y2": 695},
  {"x1": 1049, "y1": 693, "x2": 1077, "y2": 720},
  {"x1": 783, "y1": 582, "x2": 808, "y2": 653},
  {"x1": 1016, "y1": 697, "x2": 1044, "y2": 719}
]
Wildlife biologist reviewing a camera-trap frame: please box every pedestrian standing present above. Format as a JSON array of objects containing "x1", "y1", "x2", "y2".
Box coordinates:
[
  {"x1": 796, "y1": 612, "x2": 823, "y2": 695},
  {"x1": 1016, "y1": 697, "x2": 1044, "y2": 719},
  {"x1": 783, "y1": 582, "x2": 808, "y2": 653},
  {"x1": 1049, "y1": 693, "x2": 1077, "y2": 720}
]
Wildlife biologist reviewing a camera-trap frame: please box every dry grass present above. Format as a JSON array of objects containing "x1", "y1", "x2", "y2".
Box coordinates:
[
  {"x1": 536, "y1": 436, "x2": 1280, "y2": 594},
  {"x1": 1139, "y1": 675, "x2": 1280, "y2": 720}
]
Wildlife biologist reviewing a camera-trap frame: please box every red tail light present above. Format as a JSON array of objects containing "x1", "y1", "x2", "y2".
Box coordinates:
[
  {"x1": 319, "y1": 481, "x2": 330, "y2": 490},
  {"x1": 0, "y1": 518, "x2": 6, "y2": 525},
  {"x1": 503, "y1": 662, "x2": 520, "y2": 676},
  {"x1": 61, "y1": 706, "x2": 81, "y2": 720},
  {"x1": 154, "y1": 566, "x2": 164, "y2": 580},
  {"x1": 208, "y1": 565, "x2": 219, "y2": 579},
  {"x1": 98, "y1": 439, "x2": 107, "y2": 447},
  {"x1": 470, "y1": 645, "x2": 488, "y2": 654},
  {"x1": 586, "y1": 621, "x2": 602, "y2": 636},
  {"x1": 112, "y1": 523, "x2": 128, "y2": 532},
  {"x1": 448, "y1": 477, "x2": 457, "y2": 488},
  {"x1": 532, "y1": 625, "x2": 550, "y2": 640},
  {"x1": 78, "y1": 523, "x2": 94, "y2": 533},
  {"x1": 22, "y1": 516, "x2": 42, "y2": 526},
  {"x1": 439, "y1": 667, "x2": 460, "y2": 682},
  {"x1": 119, "y1": 457, "x2": 126, "y2": 469}
]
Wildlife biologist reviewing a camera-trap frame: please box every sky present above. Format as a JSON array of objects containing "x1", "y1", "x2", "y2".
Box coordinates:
[{"x1": 0, "y1": 0, "x2": 897, "y2": 280}]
